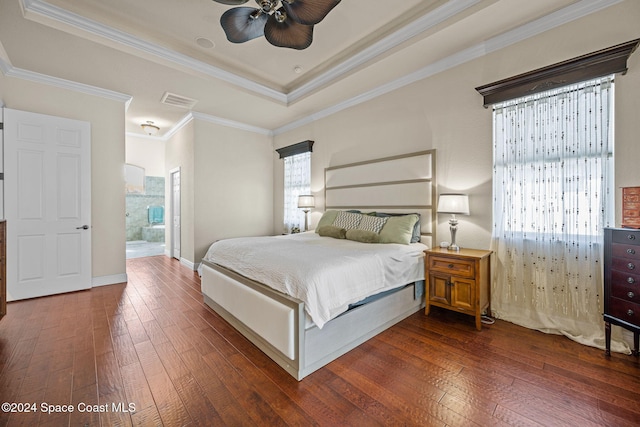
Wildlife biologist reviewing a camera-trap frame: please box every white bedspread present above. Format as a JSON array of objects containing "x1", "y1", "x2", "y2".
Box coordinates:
[{"x1": 201, "y1": 232, "x2": 427, "y2": 329}]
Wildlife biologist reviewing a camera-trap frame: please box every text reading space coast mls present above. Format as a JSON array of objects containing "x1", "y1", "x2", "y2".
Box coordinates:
[{"x1": 2, "y1": 402, "x2": 136, "y2": 414}]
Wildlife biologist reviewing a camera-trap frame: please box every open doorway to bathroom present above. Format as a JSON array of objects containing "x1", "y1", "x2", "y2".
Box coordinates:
[
  {"x1": 125, "y1": 164, "x2": 166, "y2": 258},
  {"x1": 125, "y1": 133, "x2": 166, "y2": 259}
]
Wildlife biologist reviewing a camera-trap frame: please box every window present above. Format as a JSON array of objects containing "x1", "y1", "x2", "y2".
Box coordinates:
[
  {"x1": 490, "y1": 75, "x2": 615, "y2": 349},
  {"x1": 283, "y1": 151, "x2": 311, "y2": 233},
  {"x1": 493, "y1": 76, "x2": 615, "y2": 239},
  {"x1": 276, "y1": 140, "x2": 313, "y2": 233}
]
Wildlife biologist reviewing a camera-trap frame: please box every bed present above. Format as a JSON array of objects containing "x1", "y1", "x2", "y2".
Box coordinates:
[{"x1": 199, "y1": 150, "x2": 436, "y2": 380}]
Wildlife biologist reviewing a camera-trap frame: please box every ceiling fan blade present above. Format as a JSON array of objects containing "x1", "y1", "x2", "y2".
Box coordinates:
[
  {"x1": 212, "y1": 0, "x2": 249, "y2": 5},
  {"x1": 281, "y1": 0, "x2": 341, "y2": 25},
  {"x1": 220, "y1": 7, "x2": 268, "y2": 43},
  {"x1": 264, "y1": 12, "x2": 313, "y2": 50}
]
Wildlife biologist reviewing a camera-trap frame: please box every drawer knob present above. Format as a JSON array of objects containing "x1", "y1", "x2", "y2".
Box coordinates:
[
  {"x1": 628, "y1": 292, "x2": 635, "y2": 299},
  {"x1": 628, "y1": 248, "x2": 637, "y2": 255},
  {"x1": 448, "y1": 264, "x2": 454, "y2": 269},
  {"x1": 628, "y1": 277, "x2": 636, "y2": 284},
  {"x1": 628, "y1": 234, "x2": 637, "y2": 240},
  {"x1": 628, "y1": 263, "x2": 636, "y2": 270},
  {"x1": 627, "y1": 309, "x2": 634, "y2": 316}
]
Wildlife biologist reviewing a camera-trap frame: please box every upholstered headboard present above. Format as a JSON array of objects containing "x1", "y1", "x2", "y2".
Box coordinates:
[{"x1": 324, "y1": 150, "x2": 436, "y2": 248}]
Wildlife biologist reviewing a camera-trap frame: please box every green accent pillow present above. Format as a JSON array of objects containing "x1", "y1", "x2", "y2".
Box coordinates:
[
  {"x1": 317, "y1": 225, "x2": 346, "y2": 239},
  {"x1": 378, "y1": 214, "x2": 420, "y2": 244},
  {"x1": 315, "y1": 210, "x2": 339, "y2": 232},
  {"x1": 346, "y1": 229, "x2": 380, "y2": 243}
]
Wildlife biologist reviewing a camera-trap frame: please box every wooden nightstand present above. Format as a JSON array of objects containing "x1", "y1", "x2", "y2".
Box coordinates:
[{"x1": 424, "y1": 247, "x2": 492, "y2": 330}]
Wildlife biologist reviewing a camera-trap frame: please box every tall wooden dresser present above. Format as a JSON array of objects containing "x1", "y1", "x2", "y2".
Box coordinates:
[
  {"x1": 0, "y1": 220, "x2": 5, "y2": 320},
  {"x1": 604, "y1": 227, "x2": 640, "y2": 356}
]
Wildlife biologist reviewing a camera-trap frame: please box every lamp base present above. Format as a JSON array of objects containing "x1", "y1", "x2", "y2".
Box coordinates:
[{"x1": 448, "y1": 217, "x2": 460, "y2": 251}]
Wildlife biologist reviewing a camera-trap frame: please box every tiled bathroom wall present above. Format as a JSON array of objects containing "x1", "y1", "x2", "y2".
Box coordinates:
[{"x1": 126, "y1": 176, "x2": 165, "y2": 241}]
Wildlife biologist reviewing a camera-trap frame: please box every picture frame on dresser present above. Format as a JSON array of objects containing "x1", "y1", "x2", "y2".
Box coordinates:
[{"x1": 622, "y1": 187, "x2": 640, "y2": 229}]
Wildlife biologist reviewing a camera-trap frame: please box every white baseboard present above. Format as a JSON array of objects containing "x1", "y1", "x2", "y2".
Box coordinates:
[
  {"x1": 92, "y1": 273, "x2": 127, "y2": 287},
  {"x1": 180, "y1": 257, "x2": 198, "y2": 271}
]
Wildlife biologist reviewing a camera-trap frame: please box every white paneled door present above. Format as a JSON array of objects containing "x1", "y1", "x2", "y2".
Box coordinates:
[{"x1": 4, "y1": 108, "x2": 91, "y2": 301}]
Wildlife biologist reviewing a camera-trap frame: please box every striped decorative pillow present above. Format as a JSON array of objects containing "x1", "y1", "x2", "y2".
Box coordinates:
[
  {"x1": 332, "y1": 211, "x2": 362, "y2": 230},
  {"x1": 357, "y1": 215, "x2": 388, "y2": 233}
]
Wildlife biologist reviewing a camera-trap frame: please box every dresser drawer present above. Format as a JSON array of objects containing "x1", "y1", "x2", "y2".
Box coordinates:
[
  {"x1": 609, "y1": 297, "x2": 640, "y2": 325},
  {"x1": 612, "y1": 243, "x2": 640, "y2": 261},
  {"x1": 428, "y1": 256, "x2": 475, "y2": 278},
  {"x1": 611, "y1": 281, "x2": 640, "y2": 303},
  {"x1": 611, "y1": 258, "x2": 639, "y2": 274},
  {"x1": 611, "y1": 230, "x2": 640, "y2": 246},
  {"x1": 611, "y1": 269, "x2": 640, "y2": 287}
]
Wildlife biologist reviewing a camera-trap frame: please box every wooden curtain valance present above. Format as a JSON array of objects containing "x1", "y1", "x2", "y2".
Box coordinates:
[
  {"x1": 275, "y1": 140, "x2": 314, "y2": 159},
  {"x1": 476, "y1": 38, "x2": 640, "y2": 107}
]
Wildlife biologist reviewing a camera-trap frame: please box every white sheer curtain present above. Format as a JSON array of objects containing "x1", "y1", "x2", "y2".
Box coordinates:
[
  {"x1": 283, "y1": 151, "x2": 311, "y2": 233},
  {"x1": 491, "y1": 75, "x2": 628, "y2": 352}
]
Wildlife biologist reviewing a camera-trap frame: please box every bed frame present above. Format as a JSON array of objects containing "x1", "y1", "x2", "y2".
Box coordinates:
[{"x1": 200, "y1": 150, "x2": 436, "y2": 380}]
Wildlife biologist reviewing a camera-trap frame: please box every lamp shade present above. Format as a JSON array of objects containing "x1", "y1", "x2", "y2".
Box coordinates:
[
  {"x1": 437, "y1": 193, "x2": 469, "y2": 215},
  {"x1": 297, "y1": 195, "x2": 315, "y2": 209}
]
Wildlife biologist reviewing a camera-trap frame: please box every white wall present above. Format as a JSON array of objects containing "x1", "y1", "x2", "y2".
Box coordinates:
[
  {"x1": 193, "y1": 119, "x2": 273, "y2": 262},
  {"x1": 126, "y1": 134, "x2": 165, "y2": 177},
  {"x1": 164, "y1": 117, "x2": 274, "y2": 266},
  {"x1": 274, "y1": 1, "x2": 640, "y2": 251}
]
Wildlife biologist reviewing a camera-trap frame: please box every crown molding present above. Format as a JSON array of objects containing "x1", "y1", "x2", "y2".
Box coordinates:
[
  {"x1": 21, "y1": 0, "x2": 287, "y2": 104},
  {"x1": 191, "y1": 112, "x2": 273, "y2": 136},
  {"x1": 8, "y1": 0, "x2": 624, "y2": 138},
  {"x1": 274, "y1": 0, "x2": 623, "y2": 135},
  {"x1": 22, "y1": 0, "x2": 486, "y2": 106},
  {"x1": 0, "y1": 54, "x2": 132, "y2": 105},
  {"x1": 287, "y1": 0, "x2": 483, "y2": 104}
]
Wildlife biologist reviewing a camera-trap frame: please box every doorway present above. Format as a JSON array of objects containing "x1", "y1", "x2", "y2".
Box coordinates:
[{"x1": 170, "y1": 167, "x2": 181, "y2": 260}]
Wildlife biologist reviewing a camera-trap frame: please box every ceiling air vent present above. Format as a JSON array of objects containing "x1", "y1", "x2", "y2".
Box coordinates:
[{"x1": 160, "y1": 92, "x2": 198, "y2": 109}]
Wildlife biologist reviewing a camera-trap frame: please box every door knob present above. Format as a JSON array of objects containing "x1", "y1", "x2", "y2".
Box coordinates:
[{"x1": 76, "y1": 225, "x2": 89, "y2": 230}]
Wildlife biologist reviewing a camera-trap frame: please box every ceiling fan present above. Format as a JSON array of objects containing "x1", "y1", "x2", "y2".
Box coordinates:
[{"x1": 213, "y1": 0, "x2": 341, "y2": 50}]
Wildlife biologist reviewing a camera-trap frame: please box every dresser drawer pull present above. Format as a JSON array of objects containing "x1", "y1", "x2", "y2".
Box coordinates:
[
  {"x1": 628, "y1": 277, "x2": 636, "y2": 284},
  {"x1": 448, "y1": 264, "x2": 454, "y2": 269},
  {"x1": 627, "y1": 309, "x2": 634, "y2": 316},
  {"x1": 628, "y1": 263, "x2": 636, "y2": 270},
  {"x1": 628, "y1": 248, "x2": 637, "y2": 255},
  {"x1": 628, "y1": 234, "x2": 637, "y2": 241},
  {"x1": 628, "y1": 292, "x2": 635, "y2": 299}
]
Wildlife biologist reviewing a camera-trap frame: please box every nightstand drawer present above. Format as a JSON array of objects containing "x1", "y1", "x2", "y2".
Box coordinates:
[{"x1": 428, "y1": 256, "x2": 475, "y2": 278}]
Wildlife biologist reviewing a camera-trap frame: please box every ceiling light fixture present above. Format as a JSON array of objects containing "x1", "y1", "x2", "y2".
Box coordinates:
[
  {"x1": 141, "y1": 121, "x2": 160, "y2": 136},
  {"x1": 214, "y1": 0, "x2": 341, "y2": 50}
]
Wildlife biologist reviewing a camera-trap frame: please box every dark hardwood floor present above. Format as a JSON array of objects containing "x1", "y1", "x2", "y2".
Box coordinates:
[{"x1": 1, "y1": 255, "x2": 639, "y2": 426}]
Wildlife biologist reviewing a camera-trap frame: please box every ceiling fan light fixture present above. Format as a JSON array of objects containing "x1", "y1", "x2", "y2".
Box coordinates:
[
  {"x1": 213, "y1": 0, "x2": 340, "y2": 49},
  {"x1": 281, "y1": 0, "x2": 341, "y2": 26},
  {"x1": 264, "y1": 12, "x2": 313, "y2": 50},
  {"x1": 221, "y1": 7, "x2": 268, "y2": 43}
]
